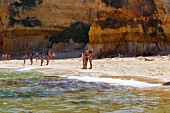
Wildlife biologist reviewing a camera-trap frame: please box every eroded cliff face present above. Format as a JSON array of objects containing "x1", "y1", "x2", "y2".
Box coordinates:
[
  {"x1": 88, "y1": 0, "x2": 170, "y2": 57},
  {"x1": 0, "y1": 0, "x2": 170, "y2": 57},
  {"x1": 0, "y1": 0, "x2": 96, "y2": 55}
]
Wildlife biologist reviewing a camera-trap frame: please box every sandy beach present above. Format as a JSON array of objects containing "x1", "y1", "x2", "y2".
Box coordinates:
[
  {"x1": 1, "y1": 56, "x2": 170, "y2": 85},
  {"x1": 1, "y1": 56, "x2": 170, "y2": 113}
]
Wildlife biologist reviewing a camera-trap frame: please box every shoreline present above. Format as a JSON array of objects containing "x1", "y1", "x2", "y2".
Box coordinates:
[{"x1": 0, "y1": 56, "x2": 170, "y2": 85}]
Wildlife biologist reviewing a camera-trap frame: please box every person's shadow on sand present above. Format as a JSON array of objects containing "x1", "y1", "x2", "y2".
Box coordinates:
[{"x1": 162, "y1": 82, "x2": 170, "y2": 86}]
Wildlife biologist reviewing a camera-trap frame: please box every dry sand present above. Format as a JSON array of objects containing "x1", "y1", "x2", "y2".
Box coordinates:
[{"x1": 0, "y1": 56, "x2": 170, "y2": 85}]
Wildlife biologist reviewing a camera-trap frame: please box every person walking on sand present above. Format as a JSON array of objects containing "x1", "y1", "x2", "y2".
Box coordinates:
[
  {"x1": 40, "y1": 52, "x2": 44, "y2": 66},
  {"x1": 36, "y1": 52, "x2": 39, "y2": 62},
  {"x1": 88, "y1": 50, "x2": 93, "y2": 69},
  {"x1": 30, "y1": 53, "x2": 33, "y2": 65},
  {"x1": 23, "y1": 53, "x2": 27, "y2": 65}
]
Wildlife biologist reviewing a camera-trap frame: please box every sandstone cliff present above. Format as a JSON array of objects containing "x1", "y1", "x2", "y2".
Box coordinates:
[
  {"x1": 0, "y1": 0, "x2": 170, "y2": 57},
  {"x1": 88, "y1": 0, "x2": 170, "y2": 57},
  {"x1": 0, "y1": 0, "x2": 96, "y2": 56}
]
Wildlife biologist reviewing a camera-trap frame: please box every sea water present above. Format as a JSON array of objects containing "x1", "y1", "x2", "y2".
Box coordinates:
[{"x1": 0, "y1": 69, "x2": 169, "y2": 113}]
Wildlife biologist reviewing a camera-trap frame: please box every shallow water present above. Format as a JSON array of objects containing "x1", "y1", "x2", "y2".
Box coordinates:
[{"x1": 0, "y1": 69, "x2": 169, "y2": 113}]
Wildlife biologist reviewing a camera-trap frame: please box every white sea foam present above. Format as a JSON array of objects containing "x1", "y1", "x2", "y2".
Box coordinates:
[
  {"x1": 62, "y1": 75, "x2": 162, "y2": 88},
  {"x1": 18, "y1": 67, "x2": 36, "y2": 71}
]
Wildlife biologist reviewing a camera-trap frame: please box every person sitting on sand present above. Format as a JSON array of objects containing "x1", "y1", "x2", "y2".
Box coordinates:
[
  {"x1": 40, "y1": 52, "x2": 44, "y2": 66},
  {"x1": 118, "y1": 53, "x2": 123, "y2": 58},
  {"x1": 30, "y1": 53, "x2": 33, "y2": 65},
  {"x1": 88, "y1": 50, "x2": 93, "y2": 69},
  {"x1": 23, "y1": 54, "x2": 27, "y2": 65}
]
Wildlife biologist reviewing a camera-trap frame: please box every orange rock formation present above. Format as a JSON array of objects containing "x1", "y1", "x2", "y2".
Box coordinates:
[
  {"x1": 88, "y1": 0, "x2": 170, "y2": 57},
  {"x1": 0, "y1": 0, "x2": 170, "y2": 57}
]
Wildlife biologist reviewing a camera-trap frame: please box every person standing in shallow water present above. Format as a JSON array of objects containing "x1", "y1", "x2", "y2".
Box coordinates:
[
  {"x1": 40, "y1": 52, "x2": 44, "y2": 66},
  {"x1": 88, "y1": 51, "x2": 93, "y2": 69}
]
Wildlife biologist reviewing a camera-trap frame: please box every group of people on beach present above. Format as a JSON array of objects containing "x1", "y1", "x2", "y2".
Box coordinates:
[
  {"x1": 82, "y1": 50, "x2": 93, "y2": 69},
  {"x1": 1, "y1": 54, "x2": 10, "y2": 61},
  {"x1": 1, "y1": 50, "x2": 94, "y2": 69},
  {"x1": 23, "y1": 51, "x2": 56, "y2": 66}
]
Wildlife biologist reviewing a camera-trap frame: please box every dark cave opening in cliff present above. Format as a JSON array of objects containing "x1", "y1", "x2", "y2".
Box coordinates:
[{"x1": 49, "y1": 22, "x2": 90, "y2": 48}]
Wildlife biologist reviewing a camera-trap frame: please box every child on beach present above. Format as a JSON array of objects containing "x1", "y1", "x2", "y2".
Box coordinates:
[
  {"x1": 40, "y1": 52, "x2": 44, "y2": 66},
  {"x1": 23, "y1": 54, "x2": 27, "y2": 65}
]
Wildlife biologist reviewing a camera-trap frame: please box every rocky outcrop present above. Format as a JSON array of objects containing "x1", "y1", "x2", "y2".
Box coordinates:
[
  {"x1": 0, "y1": 0, "x2": 96, "y2": 56},
  {"x1": 88, "y1": 0, "x2": 170, "y2": 57}
]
